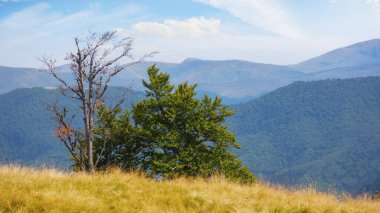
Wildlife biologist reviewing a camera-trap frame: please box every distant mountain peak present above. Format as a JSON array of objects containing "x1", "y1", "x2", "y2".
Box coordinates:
[
  {"x1": 182, "y1": 58, "x2": 202, "y2": 63},
  {"x1": 294, "y1": 39, "x2": 380, "y2": 73},
  {"x1": 354, "y1": 38, "x2": 380, "y2": 46},
  {"x1": 43, "y1": 87, "x2": 59, "y2": 90}
]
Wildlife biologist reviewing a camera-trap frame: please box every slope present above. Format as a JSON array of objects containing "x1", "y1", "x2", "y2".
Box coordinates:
[
  {"x1": 293, "y1": 39, "x2": 380, "y2": 73},
  {"x1": 228, "y1": 77, "x2": 380, "y2": 193},
  {"x1": 0, "y1": 87, "x2": 145, "y2": 168},
  {"x1": 1, "y1": 166, "x2": 379, "y2": 212}
]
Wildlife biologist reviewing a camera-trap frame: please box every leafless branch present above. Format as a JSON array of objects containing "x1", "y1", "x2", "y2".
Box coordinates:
[{"x1": 40, "y1": 30, "x2": 155, "y2": 172}]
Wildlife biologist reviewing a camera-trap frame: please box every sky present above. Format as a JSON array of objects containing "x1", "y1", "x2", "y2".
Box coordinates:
[{"x1": 0, "y1": 0, "x2": 380, "y2": 67}]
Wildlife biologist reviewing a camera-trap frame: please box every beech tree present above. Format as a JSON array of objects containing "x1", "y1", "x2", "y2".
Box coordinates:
[
  {"x1": 40, "y1": 31, "x2": 153, "y2": 172},
  {"x1": 93, "y1": 65, "x2": 256, "y2": 183},
  {"x1": 132, "y1": 66, "x2": 255, "y2": 182}
]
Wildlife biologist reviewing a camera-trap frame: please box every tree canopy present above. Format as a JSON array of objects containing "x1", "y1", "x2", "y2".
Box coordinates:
[{"x1": 93, "y1": 65, "x2": 255, "y2": 183}]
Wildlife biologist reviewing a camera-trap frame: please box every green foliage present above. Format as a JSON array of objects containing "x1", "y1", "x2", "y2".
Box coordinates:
[
  {"x1": 93, "y1": 105, "x2": 141, "y2": 170},
  {"x1": 94, "y1": 65, "x2": 255, "y2": 183}
]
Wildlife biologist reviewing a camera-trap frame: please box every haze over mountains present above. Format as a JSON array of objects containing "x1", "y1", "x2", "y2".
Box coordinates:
[{"x1": 1, "y1": 39, "x2": 380, "y2": 100}]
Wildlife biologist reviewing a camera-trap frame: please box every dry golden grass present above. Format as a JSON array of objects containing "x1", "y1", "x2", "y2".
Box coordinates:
[{"x1": 0, "y1": 165, "x2": 379, "y2": 213}]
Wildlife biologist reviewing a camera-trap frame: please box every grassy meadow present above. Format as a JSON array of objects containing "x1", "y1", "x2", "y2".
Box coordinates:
[{"x1": 0, "y1": 165, "x2": 379, "y2": 212}]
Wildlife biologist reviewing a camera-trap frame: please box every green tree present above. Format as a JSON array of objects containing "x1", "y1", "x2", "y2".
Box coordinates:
[
  {"x1": 93, "y1": 104, "x2": 143, "y2": 171},
  {"x1": 130, "y1": 65, "x2": 255, "y2": 183}
]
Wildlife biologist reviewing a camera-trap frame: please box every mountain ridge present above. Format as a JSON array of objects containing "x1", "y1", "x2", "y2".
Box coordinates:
[
  {"x1": 293, "y1": 39, "x2": 380, "y2": 72},
  {"x1": 1, "y1": 38, "x2": 380, "y2": 97}
]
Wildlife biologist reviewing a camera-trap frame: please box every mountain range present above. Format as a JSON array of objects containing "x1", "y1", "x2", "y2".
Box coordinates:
[{"x1": 1, "y1": 39, "x2": 379, "y2": 99}]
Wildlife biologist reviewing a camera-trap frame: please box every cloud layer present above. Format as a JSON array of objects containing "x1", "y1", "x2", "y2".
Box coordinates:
[
  {"x1": 195, "y1": 0, "x2": 304, "y2": 39},
  {"x1": 0, "y1": 3, "x2": 143, "y2": 67},
  {"x1": 132, "y1": 17, "x2": 220, "y2": 38},
  {"x1": 0, "y1": 1, "x2": 380, "y2": 67}
]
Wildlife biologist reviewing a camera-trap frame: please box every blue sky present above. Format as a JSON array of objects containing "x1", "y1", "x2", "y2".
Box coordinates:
[{"x1": 1, "y1": 0, "x2": 380, "y2": 67}]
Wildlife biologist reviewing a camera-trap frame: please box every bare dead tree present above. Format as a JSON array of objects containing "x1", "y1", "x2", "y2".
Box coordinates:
[{"x1": 40, "y1": 30, "x2": 155, "y2": 173}]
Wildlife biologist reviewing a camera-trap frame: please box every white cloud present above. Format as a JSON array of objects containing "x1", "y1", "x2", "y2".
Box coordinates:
[
  {"x1": 132, "y1": 17, "x2": 220, "y2": 38},
  {"x1": 195, "y1": 0, "x2": 304, "y2": 39},
  {"x1": 0, "y1": 3, "x2": 56, "y2": 30}
]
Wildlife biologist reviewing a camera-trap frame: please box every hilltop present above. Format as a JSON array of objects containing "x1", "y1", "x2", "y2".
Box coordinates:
[
  {"x1": 0, "y1": 165, "x2": 379, "y2": 212},
  {"x1": 293, "y1": 39, "x2": 380, "y2": 72}
]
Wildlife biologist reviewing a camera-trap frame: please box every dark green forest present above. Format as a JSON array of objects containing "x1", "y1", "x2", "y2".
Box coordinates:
[
  {"x1": 0, "y1": 87, "x2": 145, "y2": 168},
  {"x1": 229, "y1": 77, "x2": 380, "y2": 193},
  {"x1": 0, "y1": 77, "x2": 379, "y2": 193}
]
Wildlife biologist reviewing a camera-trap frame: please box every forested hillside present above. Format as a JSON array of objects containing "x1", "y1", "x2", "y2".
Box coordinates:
[
  {"x1": 0, "y1": 87, "x2": 144, "y2": 168},
  {"x1": 228, "y1": 77, "x2": 380, "y2": 193}
]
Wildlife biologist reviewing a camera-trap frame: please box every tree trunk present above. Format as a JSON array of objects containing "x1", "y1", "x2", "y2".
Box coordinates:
[
  {"x1": 87, "y1": 134, "x2": 94, "y2": 173},
  {"x1": 83, "y1": 99, "x2": 94, "y2": 173},
  {"x1": 80, "y1": 70, "x2": 95, "y2": 173},
  {"x1": 82, "y1": 98, "x2": 93, "y2": 172},
  {"x1": 87, "y1": 82, "x2": 95, "y2": 173}
]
